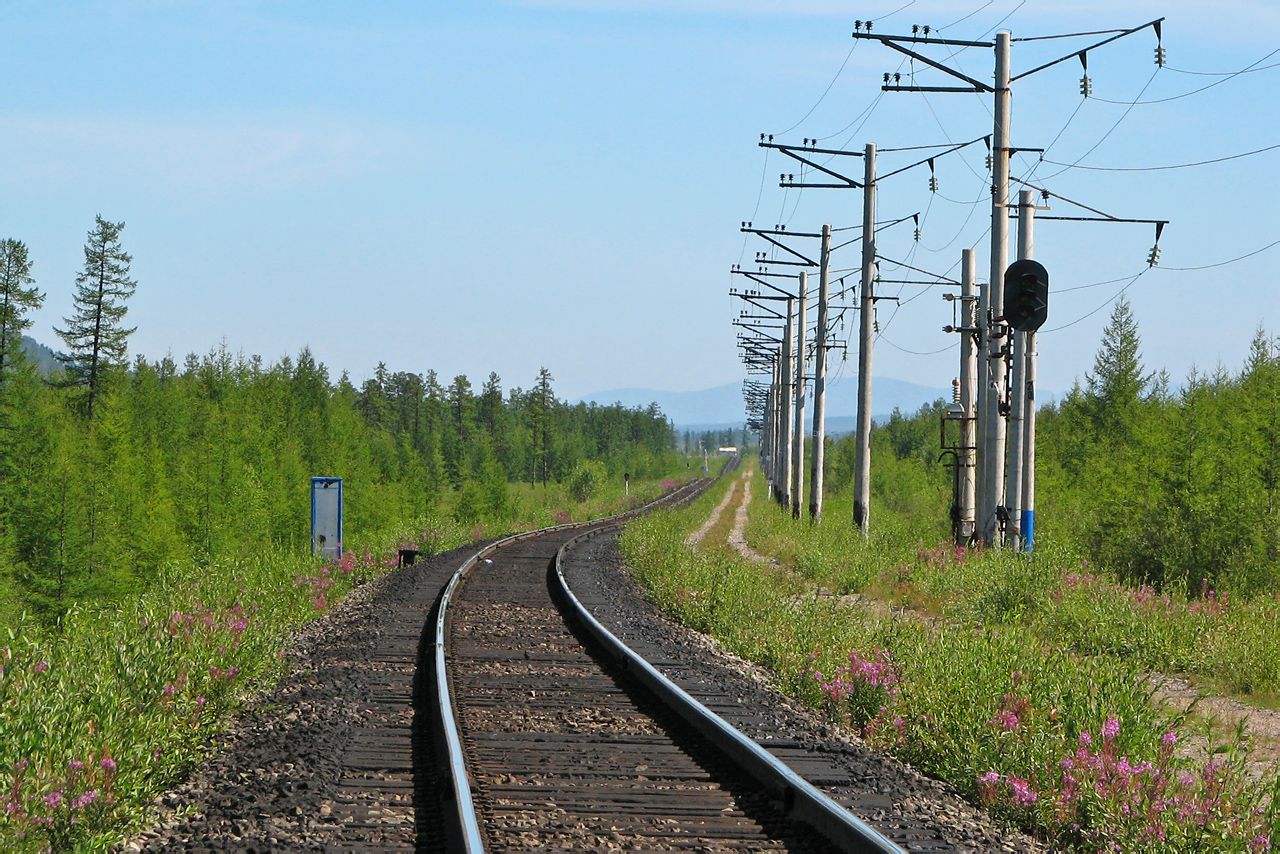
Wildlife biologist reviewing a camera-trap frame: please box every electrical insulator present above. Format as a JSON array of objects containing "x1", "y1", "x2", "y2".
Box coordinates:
[
  {"x1": 1148, "y1": 244, "x2": 1161, "y2": 266},
  {"x1": 985, "y1": 153, "x2": 993, "y2": 170},
  {"x1": 914, "y1": 228, "x2": 922, "y2": 241},
  {"x1": 929, "y1": 176, "x2": 939, "y2": 192},
  {"x1": 1155, "y1": 45, "x2": 1167, "y2": 66},
  {"x1": 1080, "y1": 74, "x2": 1092, "y2": 97}
]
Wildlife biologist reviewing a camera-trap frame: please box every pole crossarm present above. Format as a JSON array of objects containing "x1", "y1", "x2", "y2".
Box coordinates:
[
  {"x1": 759, "y1": 140, "x2": 866, "y2": 159},
  {"x1": 879, "y1": 40, "x2": 994, "y2": 91},
  {"x1": 1009, "y1": 177, "x2": 1168, "y2": 236},
  {"x1": 883, "y1": 85, "x2": 987, "y2": 93},
  {"x1": 1011, "y1": 19, "x2": 1163, "y2": 81},
  {"x1": 746, "y1": 230, "x2": 822, "y2": 267},
  {"x1": 875, "y1": 255, "x2": 961, "y2": 284},
  {"x1": 741, "y1": 226, "x2": 825, "y2": 239},
  {"x1": 731, "y1": 270, "x2": 800, "y2": 296},
  {"x1": 858, "y1": 18, "x2": 1163, "y2": 89},
  {"x1": 851, "y1": 32, "x2": 992, "y2": 49},
  {"x1": 877, "y1": 136, "x2": 988, "y2": 182}
]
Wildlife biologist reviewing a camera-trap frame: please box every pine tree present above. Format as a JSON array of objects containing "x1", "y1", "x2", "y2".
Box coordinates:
[
  {"x1": 0, "y1": 239, "x2": 44, "y2": 391},
  {"x1": 532, "y1": 367, "x2": 555, "y2": 486},
  {"x1": 56, "y1": 215, "x2": 137, "y2": 419},
  {"x1": 1084, "y1": 296, "x2": 1152, "y2": 436}
]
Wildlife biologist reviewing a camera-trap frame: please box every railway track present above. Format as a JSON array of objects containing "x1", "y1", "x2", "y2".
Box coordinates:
[
  {"x1": 428, "y1": 475, "x2": 913, "y2": 853},
  {"x1": 123, "y1": 466, "x2": 1041, "y2": 852}
]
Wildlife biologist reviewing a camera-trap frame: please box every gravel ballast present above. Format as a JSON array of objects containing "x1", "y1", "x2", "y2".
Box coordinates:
[{"x1": 116, "y1": 527, "x2": 1053, "y2": 852}]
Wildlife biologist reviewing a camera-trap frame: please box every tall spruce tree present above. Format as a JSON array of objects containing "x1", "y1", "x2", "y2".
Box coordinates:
[
  {"x1": 56, "y1": 215, "x2": 137, "y2": 419},
  {"x1": 1084, "y1": 296, "x2": 1152, "y2": 437},
  {"x1": 0, "y1": 239, "x2": 44, "y2": 390}
]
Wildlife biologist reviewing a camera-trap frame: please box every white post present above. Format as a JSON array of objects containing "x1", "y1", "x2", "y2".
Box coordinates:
[
  {"x1": 791, "y1": 272, "x2": 808, "y2": 519},
  {"x1": 1023, "y1": 329, "x2": 1038, "y2": 551},
  {"x1": 1019, "y1": 187, "x2": 1040, "y2": 553},
  {"x1": 1006, "y1": 189, "x2": 1035, "y2": 549},
  {"x1": 981, "y1": 31, "x2": 1013, "y2": 547},
  {"x1": 960, "y1": 249, "x2": 978, "y2": 541},
  {"x1": 763, "y1": 370, "x2": 775, "y2": 496},
  {"x1": 779, "y1": 299, "x2": 795, "y2": 508},
  {"x1": 853, "y1": 143, "x2": 877, "y2": 533},
  {"x1": 809, "y1": 226, "x2": 832, "y2": 523}
]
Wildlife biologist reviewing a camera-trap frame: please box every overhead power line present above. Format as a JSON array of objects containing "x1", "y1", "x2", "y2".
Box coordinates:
[
  {"x1": 1043, "y1": 141, "x2": 1280, "y2": 172},
  {"x1": 1158, "y1": 238, "x2": 1280, "y2": 271}
]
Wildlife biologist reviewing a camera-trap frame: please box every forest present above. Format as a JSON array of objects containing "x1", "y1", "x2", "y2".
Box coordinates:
[
  {"x1": 829, "y1": 297, "x2": 1280, "y2": 597},
  {"x1": 0, "y1": 223, "x2": 680, "y2": 625}
]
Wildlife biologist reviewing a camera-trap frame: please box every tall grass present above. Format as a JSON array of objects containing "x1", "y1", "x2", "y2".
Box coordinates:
[
  {"x1": 620, "y1": 465, "x2": 1280, "y2": 851},
  {"x1": 0, "y1": 464, "x2": 706, "y2": 852}
]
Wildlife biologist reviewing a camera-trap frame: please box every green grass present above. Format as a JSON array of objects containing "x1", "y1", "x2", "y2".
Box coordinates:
[
  {"x1": 619, "y1": 462, "x2": 1280, "y2": 852},
  {"x1": 0, "y1": 465, "x2": 707, "y2": 852}
]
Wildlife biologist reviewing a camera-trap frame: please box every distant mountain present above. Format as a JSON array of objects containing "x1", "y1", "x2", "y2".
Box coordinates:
[
  {"x1": 21, "y1": 336, "x2": 59, "y2": 375},
  {"x1": 577, "y1": 375, "x2": 956, "y2": 432}
]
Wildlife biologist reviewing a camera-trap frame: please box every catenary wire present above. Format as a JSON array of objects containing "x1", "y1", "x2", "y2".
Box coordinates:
[
  {"x1": 1033, "y1": 66, "x2": 1160, "y2": 181},
  {"x1": 1042, "y1": 141, "x2": 1280, "y2": 172},
  {"x1": 1042, "y1": 268, "x2": 1149, "y2": 332},
  {"x1": 1090, "y1": 48, "x2": 1280, "y2": 105},
  {"x1": 1158, "y1": 238, "x2": 1280, "y2": 271}
]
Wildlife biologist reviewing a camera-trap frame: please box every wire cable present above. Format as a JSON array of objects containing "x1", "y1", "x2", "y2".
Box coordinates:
[
  {"x1": 1042, "y1": 268, "x2": 1148, "y2": 332},
  {"x1": 1090, "y1": 48, "x2": 1280, "y2": 105},
  {"x1": 1034, "y1": 66, "x2": 1160, "y2": 180},
  {"x1": 938, "y1": 0, "x2": 994, "y2": 32},
  {"x1": 1042, "y1": 141, "x2": 1280, "y2": 172},
  {"x1": 880, "y1": 337, "x2": 957, "y2": 356},
  {"x1": 776, "y1": 44, "x2": 860, "y2": 136},
  {"x1": 1158, "y1": 238, "x2": 1280, "y2": 271}
]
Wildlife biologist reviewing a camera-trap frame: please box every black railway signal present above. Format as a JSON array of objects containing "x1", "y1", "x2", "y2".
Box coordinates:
[{"x1": 1004, "y1": 259, "x2": 1048, "y2": 332}]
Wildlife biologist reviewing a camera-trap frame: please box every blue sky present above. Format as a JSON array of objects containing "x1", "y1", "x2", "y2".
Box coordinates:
[{"x1": 0, "y1": 0, "x2": 1276, "y2": 405}]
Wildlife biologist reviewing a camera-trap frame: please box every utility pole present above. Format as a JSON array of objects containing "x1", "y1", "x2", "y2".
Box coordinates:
[
  {"x1": 809, "y1": 225, "x2": 832, "y2": 523},
  {"x1": 979, "y1": 31, "x2": 1013, "y2": 546},
  {"x1": 1023, "y1": 316, "x2": 1038, "y2": 551},
  {"x1": 1005, "y1": 189, "x2": 1035, "y2": 548},
  {"x1": 853, "y1": 16, "x2": 1165, "y2": 546},
  {"x1": 959, "y1": 248, "x2": 978, "y2": 541},
  {"x1": 791, "y1": 272, "x2": 808, "y2": 519},
  {"x1": 779, "y1": 297, "x2": 795, "y2": 508},
  {"x1": 759, "y1": 137, "x2": 974, "y2": 533},
  {"x1": 853, "y1": 144, "x2": 877, "y2": 533}
]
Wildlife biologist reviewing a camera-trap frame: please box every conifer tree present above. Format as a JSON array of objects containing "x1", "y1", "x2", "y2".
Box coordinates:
[
  {"x1": 1084, "y1": 296, "x2": 1152, "y2": 436},
  {"x1": 0, "y1": 239, "x2": 44, "y2": 390},
  {"x1": 56, "y1": 215, "x2": 137, "y2": 419}
]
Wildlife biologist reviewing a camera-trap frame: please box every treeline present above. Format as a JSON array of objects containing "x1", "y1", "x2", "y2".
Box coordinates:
[
  {"x1": 1038, "y1": 300, "x2": 1280, "y2": 596},
  {"x1": 0, "y1": 350, "x2": 678, "y2": 619},
  {"x1": 823, "y1": 297, "x2": 1280, "y2": 597},
  {"x1": 0, "y1": 222, "x2": 678, "y2": 622}
]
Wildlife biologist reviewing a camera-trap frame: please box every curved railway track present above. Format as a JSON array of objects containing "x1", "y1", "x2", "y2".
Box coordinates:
[
  {"x1": 122, "y1": 465, "x2": 1042, "y2": 852},
  {"x1": 428, "y1": 474, "x2": 917, "y2": 853}
]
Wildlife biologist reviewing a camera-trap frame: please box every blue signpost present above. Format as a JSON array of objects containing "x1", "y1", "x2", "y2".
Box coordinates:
[{"x1": 311, "y1": 477, "x2": 343, "y2": 559}]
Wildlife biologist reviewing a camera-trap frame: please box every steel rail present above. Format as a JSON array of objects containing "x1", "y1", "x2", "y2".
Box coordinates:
[
  {"x1": 432, "y1": 477, "x2": 711, "y2": 852},
  {"x1": 553, "y1": 527, "x2": 907, "y2": 854}
]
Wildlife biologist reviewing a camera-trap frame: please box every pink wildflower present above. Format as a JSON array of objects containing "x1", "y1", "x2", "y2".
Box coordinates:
[{"x1": 1007, "y1": 776, "x2": 1037, "y2": 806}]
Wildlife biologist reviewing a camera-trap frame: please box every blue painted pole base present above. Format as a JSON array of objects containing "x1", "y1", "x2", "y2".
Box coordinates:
[{"x1": 1021, "y1": 510, "x2": 1034, "y2": 552}]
